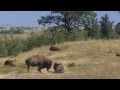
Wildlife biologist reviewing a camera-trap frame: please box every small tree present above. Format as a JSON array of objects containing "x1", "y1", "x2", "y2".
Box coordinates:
[
  {"x1": 115, "y1": 22, "x2": 120, "y2": 36},
  {"x1": 100, "y1": 14, "x2": 115, "y2": 39},
  {"x1": 84, "y1": 18, "x2": 101, "y2": 39}
]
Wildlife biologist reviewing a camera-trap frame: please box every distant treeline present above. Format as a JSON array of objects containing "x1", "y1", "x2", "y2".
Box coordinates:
[
  {"x1": 0, "y1": 29, "x2": 24, "y2": 34},
  {"x1": 0, "y1": 26, "x2": 38, "y2": 30},
  {"x1": 0, "y1": 26, "x2": 39, "y2": 34}
]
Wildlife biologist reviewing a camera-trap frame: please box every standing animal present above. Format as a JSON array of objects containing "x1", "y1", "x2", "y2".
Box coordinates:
[
  {"x1": 53, "y1": 63, "x2": 64, "y2": 73},
  {"x1": 4, "y1": 60, "x2": 16, "y2": 67},
  {"x1": 25, "y1": 55, "x2": 52, "y2": 73}
]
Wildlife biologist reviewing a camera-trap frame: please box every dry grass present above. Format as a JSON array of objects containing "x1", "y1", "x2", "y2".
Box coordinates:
[{"x1": 1, "y1": 40, "x2": 120, "y2": 79}]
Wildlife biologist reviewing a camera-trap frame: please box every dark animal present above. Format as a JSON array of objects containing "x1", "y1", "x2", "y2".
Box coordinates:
[
  {"x1": 116, "y1": 52, "x2": 120, "y2": 56},
  {"x1": 53, "y1": 63, "x2": 64, "y2": 73},
  {"x1": 4, "y1": 60, "x2": 16, "y2": 67},
  {"x1": 50, "y1": 46, "x2": 60, "y2": 51},
  {"x1": 25, "y1": 55, "x2": 52, "y2": 73}
]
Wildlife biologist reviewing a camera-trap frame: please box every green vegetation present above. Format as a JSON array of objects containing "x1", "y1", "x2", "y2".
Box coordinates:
[
  {"x1": 0, "y1": 11, "x2": 120, "y2": 57},
  {"x1": 67, "y1": 63, "x2": 76, "y2": 68},
  {"x1": 0, "y1": 29, "x2": 24, "y2": 34},
  {"x1": 0, "y1": 27, "x2": 87, "y2": 57}
]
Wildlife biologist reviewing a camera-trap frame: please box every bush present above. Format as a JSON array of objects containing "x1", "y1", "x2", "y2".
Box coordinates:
[{"x1": 67, "y1": 63, "x2": 76, "y2": 68}]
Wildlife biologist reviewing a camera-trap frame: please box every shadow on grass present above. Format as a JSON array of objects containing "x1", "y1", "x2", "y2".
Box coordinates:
[{"x1": 52, "y1": 71, "x2": 65, "y2": 74}]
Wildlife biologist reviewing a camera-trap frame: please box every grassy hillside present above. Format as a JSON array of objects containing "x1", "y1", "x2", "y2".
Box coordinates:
[{"x1": 0, "y1": 40, "x2": 120, "y2": 79}]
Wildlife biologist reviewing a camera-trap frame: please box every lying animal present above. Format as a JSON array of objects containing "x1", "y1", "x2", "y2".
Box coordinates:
[
  {"x1": 53, "y1": 63, "x2": 64, "y2": 73},
  {"x1": 50, "y1": 46, "x2": 61, "y2": 51},
  {"x1": 50, "y1": 42, "x2": 61, "y2": 51},
  {"x1": 4, "y1": 60, "x2": 16, "y2": 67}
]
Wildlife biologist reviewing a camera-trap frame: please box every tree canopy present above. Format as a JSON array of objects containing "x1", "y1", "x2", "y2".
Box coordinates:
[{"x1": 38, "y1": 11, "x2": 96, "y2": 32}]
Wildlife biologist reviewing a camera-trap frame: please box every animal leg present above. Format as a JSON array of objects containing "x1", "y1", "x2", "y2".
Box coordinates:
[
  {"x1": 27, "y1": 65, "x2": 30, "y2": 72},
  {"x1": 46, "y1": 68, "x2": 50, "y2": 72},
  {"x1": 38, "y1": 67, "x2": 41, "y2": 73}
]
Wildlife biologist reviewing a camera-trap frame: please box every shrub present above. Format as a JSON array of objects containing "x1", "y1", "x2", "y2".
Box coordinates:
[{"x1": 67, "y1": 63, "x2": 76, "y2": 68}]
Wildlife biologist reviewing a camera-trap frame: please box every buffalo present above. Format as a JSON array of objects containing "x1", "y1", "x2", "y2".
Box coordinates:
[
  {"x1": 116, "y1": 52, "x2": 120, "y2": 56},
  {"x1": 53, "y1": 63, "x2": 64, "y2": 73},
  {"x1": 50, "y1": 46, "x2": 61, "y2": 51},
  {"x1": 4, "y1": 60, "x2": 16, "y2": 67},
  {"x1": 50, "y1": 43, "x2": 60, "y2": 51},
  {"x1": 25, "y1": 55, "x2": 52, "y2": 73}
]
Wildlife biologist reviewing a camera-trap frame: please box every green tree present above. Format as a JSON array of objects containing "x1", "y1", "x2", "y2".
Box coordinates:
[
  {"x1": 83, "y1": 17, "x2": 101, "y2": 39},
  {"x1": 115, "y1": 22, "x2": 120, "y2": 36},
  {"x1": 38, "y1": 11, "x2": 96, "y2": 32},
  {"x1": 100, "y1": 14, "x2": 115, "y2": 39}
]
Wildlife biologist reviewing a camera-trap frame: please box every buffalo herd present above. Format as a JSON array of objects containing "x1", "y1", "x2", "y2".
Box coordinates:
[{"x1": 3, "y1": 43, "x2": 64, "y2": 74}]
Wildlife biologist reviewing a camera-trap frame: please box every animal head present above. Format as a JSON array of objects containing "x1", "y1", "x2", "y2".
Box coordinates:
[{"x1": 4, "y1": 60, "x2": 16, "y2": 67}]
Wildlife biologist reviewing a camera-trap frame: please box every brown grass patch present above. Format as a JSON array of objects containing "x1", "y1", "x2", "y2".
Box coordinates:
[{"x1": 0, "y1": 40, "x2": 120, "y2": 78}]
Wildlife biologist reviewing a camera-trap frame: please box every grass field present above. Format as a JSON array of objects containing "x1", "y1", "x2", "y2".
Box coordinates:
[{"x1": 0, "y1": 40, "x2": 120, "y2": 79}]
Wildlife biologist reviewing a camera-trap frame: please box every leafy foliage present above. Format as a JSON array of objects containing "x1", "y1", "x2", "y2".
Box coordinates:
[
  {"x1": 0, "y1": 12, "x2": 120, "y2": 57},
  {"x1": 38, "y1": 11, "x2": 96, "y2": 32},
  {"x1": 115, "y1": 22, "x2": 120, "y2": 36},
  {"x1": 100, "y1": 14, "x2": 115, "y2": 39}
]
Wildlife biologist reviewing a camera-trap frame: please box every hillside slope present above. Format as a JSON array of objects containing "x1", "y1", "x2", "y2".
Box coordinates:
[{"x1": 0, "y1": 40, "x2": 120, "y2": 79}]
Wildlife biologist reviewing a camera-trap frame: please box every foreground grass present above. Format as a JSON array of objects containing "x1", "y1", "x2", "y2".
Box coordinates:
[{"x1": 1, "y1": 40, "x2": 120, "y2": 79}]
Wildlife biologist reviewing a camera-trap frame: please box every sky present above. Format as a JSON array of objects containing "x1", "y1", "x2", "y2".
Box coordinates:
[{"x1": 0, "y1": 11, "x2": 119, "y2": 27}]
